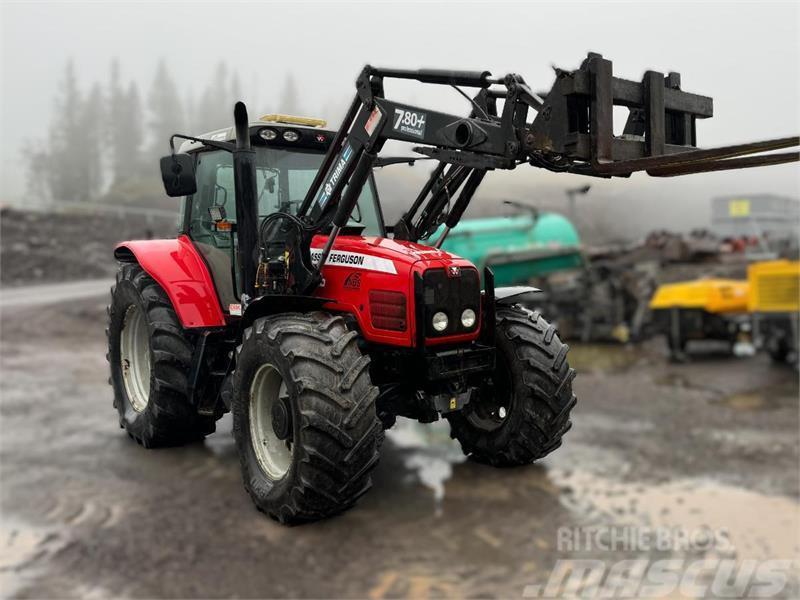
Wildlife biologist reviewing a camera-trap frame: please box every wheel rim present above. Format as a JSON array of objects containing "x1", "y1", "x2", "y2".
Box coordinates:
[
  {"x1": 467, "y1": 357, "x2": 513, "y2": 431},
  {"x1": 120, "y1": 304, "x2": 151, "y2": 413},
  {"x1": 249, "y1": 364, "x2": 293, "y2": 479}
]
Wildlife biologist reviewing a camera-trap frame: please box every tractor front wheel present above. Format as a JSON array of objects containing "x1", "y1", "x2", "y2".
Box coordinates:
[
  {"x1": 107, "y1": 263, "x2": 218, "y2": 447},
  {"x1": 232, "y1": 312, "x2": 383, "y2": 524},
  {"x1": 447, "y1": 305, "x2": 576, "y2": 466}
]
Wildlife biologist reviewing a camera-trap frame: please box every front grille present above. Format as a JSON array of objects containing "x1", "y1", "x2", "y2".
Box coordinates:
[
  {"x1": 422, "y1": 267, "x2": 480, "y2": 337},
  {"x1": 369, "y1": 290, "x2": 407, "y2": 331}
]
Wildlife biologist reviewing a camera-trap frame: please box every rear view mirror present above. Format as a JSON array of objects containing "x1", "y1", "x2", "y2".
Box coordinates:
[{"x1": 160, "y1": 153, "x2": 197, "y2": 197}]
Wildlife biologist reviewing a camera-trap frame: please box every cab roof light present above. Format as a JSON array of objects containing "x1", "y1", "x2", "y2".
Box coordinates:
[{"x1": 260, "y1": 114, "x2": 327, "y2": 128}]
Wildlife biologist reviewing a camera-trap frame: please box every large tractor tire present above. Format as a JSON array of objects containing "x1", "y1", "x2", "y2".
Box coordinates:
[
  {"x1": 447, "y1": 304, "x2": 576, "y2": 466},
  {"x1": 232, "y1": 312, "x2": 383, "y2": 524},
  {"x1": 107, "y1": 263, "x2": 218, "y2": 447}
]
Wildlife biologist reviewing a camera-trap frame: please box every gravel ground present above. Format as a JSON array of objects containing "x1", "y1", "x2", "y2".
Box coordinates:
[{"x1": 1, "y1": 291, "x2": 797, "y2": 599}]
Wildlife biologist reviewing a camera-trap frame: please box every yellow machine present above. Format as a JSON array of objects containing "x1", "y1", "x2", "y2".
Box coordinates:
[
  {"x1": 747, "y1": 260, "x2": 800, "y2": 365},
  {"x1": 649, "y1": 278, "x2": 751, "y2": 361},
  {"x1": 650, "y1": 279, "x2": 750, "y2": 314}
]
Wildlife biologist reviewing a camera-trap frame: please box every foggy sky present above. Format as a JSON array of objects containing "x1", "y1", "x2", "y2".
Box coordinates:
[{"x1": 1, "y1": 1, "x2": 798, "y2": 235}]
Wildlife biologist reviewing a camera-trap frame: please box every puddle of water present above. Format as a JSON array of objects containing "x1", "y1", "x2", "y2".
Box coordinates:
[
  {"x1": 720, "y1": 393, "x2": 765, "y2": 410},
  {"x1": 655, "y1": 372, "x2": 797, "y2": 414},
  {"x1": 386, "y1": 418, "x2": 465, "y2": 513},
  {"x1": 0, "y1": 517, "x2": 65, "y2": 598},
  {"x1": 655, "y1": 372, "x2": 692, "y2": 388},
  {"x1": 551, "y1": 469, "x2": 800, "y2": 561},
  {"x1": 714, "y1": 380, "x2": 798, "y2": 411},
  {"x1": 567, "y1": 344, "x2": 641, "y2": 373}
]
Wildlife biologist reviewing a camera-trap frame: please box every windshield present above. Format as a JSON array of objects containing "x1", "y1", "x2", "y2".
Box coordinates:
[
  {"x1": 187, "y1": 147, "x2": 382, "y2": 246},
  {"x1": 185, "y1": 147, "x2": 383, "y2": 306}
]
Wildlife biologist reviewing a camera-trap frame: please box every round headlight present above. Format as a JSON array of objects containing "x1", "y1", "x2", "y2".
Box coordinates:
[
  {"x1": 432, "y1": 311, "x2": 448, "y2": 332},
  {"x1": 283, "y1": 130, "x2": 300, "y2": 142},
  {"x1": 259, "y1": 128, "x2": 278, "y2": 141},
  {"x1": 461, "y1": 308, "x2": 476, "y2": 328}
]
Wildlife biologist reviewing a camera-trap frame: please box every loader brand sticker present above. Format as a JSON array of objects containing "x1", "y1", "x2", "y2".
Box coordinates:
[
  {"x1": 228, "y1": 303, "x2": 242, "y2": 316},
  {"x1": 364, "y1": 106, "x2": 383, "y2": 137},
  {"x1": 317, "y1": 143, "x2": 354, "y2": 209},
  {"x1": 393, "y1": 108, "x2": 427, "y2": 139},
  {"x1": 309, "y1": 249, "x2": 397, "y2": 275}
]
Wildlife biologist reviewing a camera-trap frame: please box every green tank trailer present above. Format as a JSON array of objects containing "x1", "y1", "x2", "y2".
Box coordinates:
[{"x1": 435, "y1": 211, "x2": 583, "y2": 286}]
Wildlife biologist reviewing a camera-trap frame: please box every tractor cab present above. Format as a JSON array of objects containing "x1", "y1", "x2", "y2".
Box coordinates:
[{"x1": 176, "y1": 114, "x2": 385, "y2": 308}]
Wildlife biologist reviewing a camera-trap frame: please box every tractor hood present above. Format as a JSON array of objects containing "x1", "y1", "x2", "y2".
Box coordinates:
[
  {"x1": 363, "y1": 236, "x2": 458, "y2": 264},
  {"x1": 308, "y1": 234, "x2": 480, "y2": 349},
  {"x1": 309, "y1": 235, "x2": 470, "y2": 271}
]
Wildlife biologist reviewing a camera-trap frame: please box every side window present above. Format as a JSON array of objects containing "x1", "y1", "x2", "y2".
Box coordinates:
[
  {"x1": 189, "y1": 151, "x2": 234, "y2": 249},
  {"x1": 214, "y1": 165, "x2": 235, "y2": 215}
]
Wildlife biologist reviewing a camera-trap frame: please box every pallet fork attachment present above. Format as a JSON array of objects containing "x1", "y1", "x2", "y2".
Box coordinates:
[{"x1": 524, "y1": 53, "x2": 798, "y2": 177}]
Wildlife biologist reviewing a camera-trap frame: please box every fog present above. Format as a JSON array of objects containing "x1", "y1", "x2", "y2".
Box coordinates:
[{"x1": 1, "y1": 1, "x2": 798, "y2": 239}]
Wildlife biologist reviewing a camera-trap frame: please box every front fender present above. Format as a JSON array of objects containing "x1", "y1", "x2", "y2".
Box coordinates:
[
  {"x1": 241, "y1": 295, "x2": 332, "y2": 329},
  {"x1": 114, "y1": 235, "x2": 226, "y2": 328},
  {"x1": 495, "y1": 286, "x2": 542, "y2": 305}
]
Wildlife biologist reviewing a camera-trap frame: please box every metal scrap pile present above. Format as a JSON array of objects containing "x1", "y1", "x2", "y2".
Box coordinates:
[
  {"x1": 643, "y1": 229, "x2": 721, "y2": 263},
  {"x1": 531, "y1": 229, "x2": 751, "y2": 345}
]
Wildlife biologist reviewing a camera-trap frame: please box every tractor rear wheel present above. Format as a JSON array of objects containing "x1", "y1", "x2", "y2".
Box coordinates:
[
  {"x1": 107, "y1": 263, "x2": 218, "y2": 447},
  {"x1": 232, "y1": 312, "x2": 383, "y2": 524},
  {"x1": 447, "y1": 305, "x2": 576, "y2": 466}
]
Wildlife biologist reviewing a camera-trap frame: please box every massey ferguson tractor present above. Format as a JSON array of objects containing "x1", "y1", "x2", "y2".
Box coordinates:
[{"x1": 107, "y1": 54, "x2": 799, "y2": 523}]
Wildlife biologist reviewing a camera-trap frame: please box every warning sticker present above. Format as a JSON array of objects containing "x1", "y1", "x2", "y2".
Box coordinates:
[{"x1": 365, "y1": 106, "x2": 383, "y2": 137}]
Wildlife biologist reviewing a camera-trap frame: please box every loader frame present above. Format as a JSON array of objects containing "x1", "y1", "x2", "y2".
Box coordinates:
[{"x1": 247, "y1": 53, "x2": 798, "y2": 301}]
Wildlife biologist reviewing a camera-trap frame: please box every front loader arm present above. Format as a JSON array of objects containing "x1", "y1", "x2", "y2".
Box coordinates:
[
  {"x1": 282, "y1": 53, "x2": 797, "y2": 290},
  {"x1": 295, "y1": 65, "x2": 545, "y2": 258}
]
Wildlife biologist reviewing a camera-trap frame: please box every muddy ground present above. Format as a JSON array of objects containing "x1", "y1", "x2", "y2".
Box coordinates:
[{"x1": 1, "y1": 294, "x2": 798, "y2": 599}]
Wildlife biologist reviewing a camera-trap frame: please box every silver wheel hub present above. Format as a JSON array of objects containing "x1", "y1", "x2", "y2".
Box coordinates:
[
  {"x1": 120, "y1": 304, "x2": 151, "y2": 413},
  {"x1": 249, "y1": 364, "x2": 293, "y2": 479}
]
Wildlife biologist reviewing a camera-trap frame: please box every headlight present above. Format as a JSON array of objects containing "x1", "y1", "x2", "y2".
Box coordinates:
[
  {"x1": 282, "y1": 130, "x2": 300, "y2": 142},
  {"x1": 259, "y1": 128, "x2": 278, "y2": 141},
  {"x1": 461, "y1": 308, "x2": 476, "y2": 328},
  {"x1": 432, "y1": 311, "x2": 448, "y2": 332}
]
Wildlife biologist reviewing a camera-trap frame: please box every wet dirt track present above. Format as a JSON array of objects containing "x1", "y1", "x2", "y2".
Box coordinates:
[{"x1": 1, "y1": 295, "x2": 798, "y2": 598}]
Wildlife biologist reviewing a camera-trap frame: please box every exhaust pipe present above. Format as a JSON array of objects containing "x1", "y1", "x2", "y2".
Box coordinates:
[{"x1": 232, "y1": 102, "x2": 259, "y2": 301}]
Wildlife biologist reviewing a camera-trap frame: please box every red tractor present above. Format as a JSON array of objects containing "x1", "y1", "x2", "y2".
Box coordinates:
[{"x1": 108, "y1": 54, "x2": 798, "y2": 523}]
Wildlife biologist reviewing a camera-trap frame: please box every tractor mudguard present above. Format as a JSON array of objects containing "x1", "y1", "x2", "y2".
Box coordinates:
[
  {"x1": 494, "y1": 286, "x2": 542, "y2": 305},
  {"x1": 114, "y1": 235, "x2": 226, "y2": 329}
]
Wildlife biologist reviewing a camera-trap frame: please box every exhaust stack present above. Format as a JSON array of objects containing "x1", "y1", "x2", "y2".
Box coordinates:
[{"x1": 232, "y1": 102, "x2": 259, "y2": 300}]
